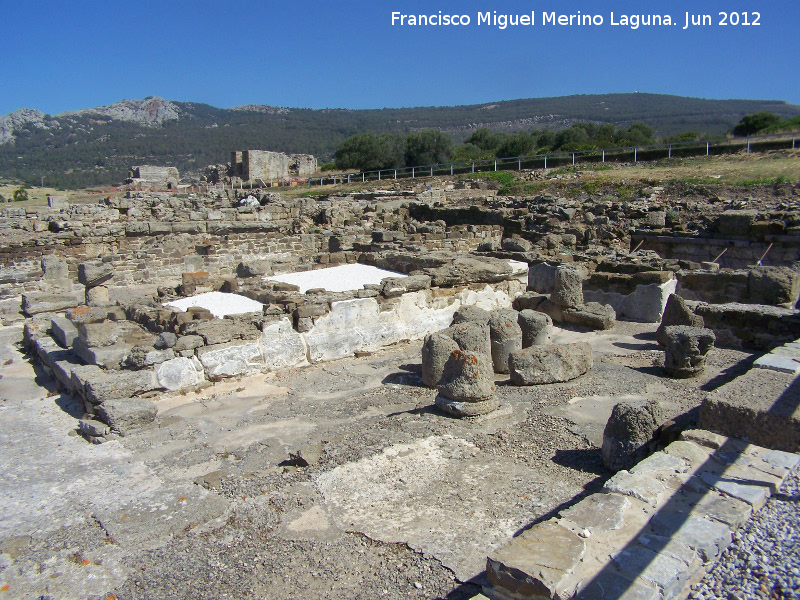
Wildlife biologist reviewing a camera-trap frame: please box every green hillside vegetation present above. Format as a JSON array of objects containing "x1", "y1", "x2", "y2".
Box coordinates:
[
  {"x1": 334, "y1": 122, "x2": 660, "y2": 170},
  {"x1": 1, "y1": 93, "x2": 798, "y2": 189}
]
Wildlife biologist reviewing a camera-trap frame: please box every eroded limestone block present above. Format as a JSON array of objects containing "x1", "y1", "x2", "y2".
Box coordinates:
[
  {"x1": 562, "y1": 302, "x2": 616, "y2": 330},
  {"x1": 78, "y1": 261, "x2": 113, "y2": 287},
  {"x1": 656, "y1": 294, "x2": 704, "y2": 346},
  {"x1": 488, "y1": 309, "x2": 522, "y2": 374},
  {"x1": 438, "y1": 349, "x2": 494, "y2": 402},
  {"x1": 85, "y1": 285, "x2": 110, "y2": 306},
  {"x1": 551, "y1": 266, "x2": 584, "y2": 309},
  {"x1": 664, "y1": 325, "x2": 715, "y2": 378},
  {"x1": 451, "y1": 305, "x2": 490, "y2": 325},
  {"x1": 517, "y1": 310, "x2": 552, "y2": 347},
  {"x1": 66, "y1": 306, "x2": 107, "y2": 324},
  {"x1": 84, "y1": 369, "x2": 159, "y2": 405},
  {"x1": 97, "y1": 397, "x2": 157, "y2": 435},
  {"x1": 509, "y1": 342, "x2": 593, "y2": 385},
  {"x1": 125, "y1": 346, "x2": 174, "y2": 368},
  {"x1": 380, "y1": 275, "x2": 431, "y2": 298},
  {"x1": 50, "y1": 316, "x2": 78, "y2": 348},
  {"x1": 421, "y1": 330, "x2": 458, "y2": 388},
  {"x1": 602, "y1": 399, "x2": 664, "y2": 472},
  {"x1": 156, "y1": 356, "x2": 205, "y2": 390},
  {"x1": 451, "y1": 321, "x2": 491, "y2": 365}
]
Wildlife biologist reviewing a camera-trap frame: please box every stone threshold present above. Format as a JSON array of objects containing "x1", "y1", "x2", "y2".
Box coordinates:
[
  {"x1": 753, "y1": 337, "x2": 800, "y2": 375},
  {"x1": 483, "y1": 429, "x2": 799, "y2": 600}
]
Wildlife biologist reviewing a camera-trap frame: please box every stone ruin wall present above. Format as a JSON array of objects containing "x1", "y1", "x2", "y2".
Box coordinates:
[
  {"x1": 229, "y1": 150, "x2": 318, "y2": 181},
  {"x1": 129, "y1": 165, "x2": 180, "y2": 188},
  {"x1": 0, "y1": 191, "x2": 503, "y2": 298}
]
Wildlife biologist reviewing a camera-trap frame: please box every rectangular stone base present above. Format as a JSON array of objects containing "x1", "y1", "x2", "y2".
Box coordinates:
[{"x1": 700, "y1": 368, "x2": 800, "y2": 452}]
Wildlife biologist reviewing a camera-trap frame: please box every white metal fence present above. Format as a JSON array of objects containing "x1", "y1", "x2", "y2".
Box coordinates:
[{"x1": 304, "y1": 131, "x2": 798, "y2": 187}]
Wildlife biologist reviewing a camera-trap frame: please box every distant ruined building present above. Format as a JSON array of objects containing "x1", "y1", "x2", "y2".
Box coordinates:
[
  {"x1": 127, "y1": 165, "x2": 179, "y2": 189},
  {"x1": 231, "y1": 150, "x2": 317, "y2": 183}
]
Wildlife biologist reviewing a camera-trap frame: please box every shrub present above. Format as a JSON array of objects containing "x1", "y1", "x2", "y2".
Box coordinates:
[
  {"x1": 732, "y1": 112, "x2": 781, "y2": 136},
  {"x1": 12, "y1": 188, "x2": 29, "y2": 202},
  {"x1": 405, "y1": 129, "x2": 453, "y2": 166}
]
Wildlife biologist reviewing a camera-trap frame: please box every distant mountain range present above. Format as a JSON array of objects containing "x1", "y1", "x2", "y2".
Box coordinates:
[{"x1": 1, "y1": 94, "x2": 798, "y2": 189}]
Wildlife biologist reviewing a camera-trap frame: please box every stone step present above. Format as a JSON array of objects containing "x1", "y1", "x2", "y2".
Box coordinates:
[{"x1": 484, "y1": 430, "x2": 799, "y2": 600}]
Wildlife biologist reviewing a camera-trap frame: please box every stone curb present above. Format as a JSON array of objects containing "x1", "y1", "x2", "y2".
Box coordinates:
[{"x1": 484, "y1": 429, "x2": 800, "y2": 600}]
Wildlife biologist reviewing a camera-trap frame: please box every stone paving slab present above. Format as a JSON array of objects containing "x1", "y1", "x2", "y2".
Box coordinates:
[
  {"x1": 753, "y1": 336, "x2": 800, "y2": 374},
  {"x1": 484, "y1": 430, "x2": 800, "y2": 600}
]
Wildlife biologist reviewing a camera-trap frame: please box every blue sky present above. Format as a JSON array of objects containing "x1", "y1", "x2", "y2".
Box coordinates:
[{"x1": 1, "y1": 0, "x2": 798, "y2": 115}]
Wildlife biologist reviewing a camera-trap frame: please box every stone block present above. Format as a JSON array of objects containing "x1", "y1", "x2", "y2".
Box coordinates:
[
  {"x1": 184, "y1": 318, "x2": 261, "y2": 345},
  {"x1": 196, "y1": 341, "x2": 263, "y2": 379},
  {"x1": 41, "y1": 255, "x2": 69, "y2": 280},
  {"x1": 97, "y1": 397, "x2": 157, "y2": 435},
  {"x1": 155, "y1": 356, "x2": 205, "y2": 390},
  {"x1": 562, "y1": 302, "x2": 616, "y2": 330},
  {"x1": 602, "y1": 399, "x2": 664, "y2": 472},
  {"x1": 237, "y1": 260, "x2": 273, "y2": 278},
  {"x1": 576, "y1": 572, "x2": 658, "y2": 600},
  {"x1": 125, "y1": 346, "x2": 175, "y2": 368},
  {"x1": 656, "y1": 294, "x2": 704, "y2": 346},
  {"x1": 421, "y1": 330, "x2": 458, "y2": 388},
  {"x1": 748, "y1": 266, "x2": 800, "y2": 306},
  {"x1": 559, "y1": 493, "x2": 630, "y2": 533},
  {"x1": 84, "y1": 369, "x2": 159, "y2": 405},
  {"x1": 451, "y1": 305, "x2": 490, "y2": 325},
  {"x1": 449, "y1": 320, "x2": 491, "y2": 362},
  {"x1": 21, "y1": 293, "x2": 81, "y2": 316},
  {"x1": 380, "y1": 275, "x2": 430, "y2": 298},
  {"x1": 437, "y1": 349, "x2": 494, "y2": 402},
  {"x1": 69, "y1": 363, "x2": 105, "y2": 399},
  {"x1": 488, "y1": 309, "x2": 522, "y2": 374},
  {"x1": 551, "y1": 265, "x2": 584, "y2": 309},
  {"x1": 611, "y1": 545, "x2": 687, "y2": 598},
  {"x1": 76, "y1": 321, "x2": 130, "y2": 347},
  {"x1": 72, "y1": 339, "x2": 131, "y2": 369},
  {"x1": 527, "y1": 262, "x2": 557, "y2": 294},
  {"x1": 753, "y1": 353, "x2": 800, "y2": 374},
  {"x1": 517, "y1": 309, "x2": 552, "y2": 347},
  {"x1": 78, "y1": 261, "x2": 113, "y2": 287},
  {"x1": 66, "y1": 306, "x2": 108, "y2": 324},
  {"x1": 716, "y1": 210, "x2": 757, "y2": 237},
  {"x1": 85, "y1": 285, "x2": 110, "y2": 306},
  {"x1": 509, "y1": 342, "x2": 593, "y2": 385},
  {"x1": 700, "y1": 369, "x2": 800, "y2": 452},
  {"x1": 512, "y1": 292, "x2": 548, "y2": 312},
  {"x1": 173, "y1": 334, "x2": 205, "y2": 353},
  {"x1": 155, "y1": 332, "x2": 178, "y2": 349},
  {"x1": 486, "y1": 520, "x2": 585, "y2": 600},
  {"x1": 604, "y1": 470, "x2": 666, "y2": 506},
  {"x1": 50, "y1": 316, "x2": 79, "y2": 348},
  {"x1": 647, "y1": 513, "x2": 731, "y2": 562}
]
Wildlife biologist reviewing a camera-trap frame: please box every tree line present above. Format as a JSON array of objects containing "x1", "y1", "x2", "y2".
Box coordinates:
[
  {"x1": 334, "y1": 122, "x2": 659, "y2": 171},
  {"x1": 333, "y1": 111, "x2": 800, "y2": 172}
]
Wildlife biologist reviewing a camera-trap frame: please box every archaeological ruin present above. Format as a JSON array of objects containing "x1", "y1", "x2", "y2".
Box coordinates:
[
  {"x1": 1, "y1": 154, "x2": 799, "y2": 600},
  {"x1": 230, "y1": 150, "x2": 318, "y2": 184}
]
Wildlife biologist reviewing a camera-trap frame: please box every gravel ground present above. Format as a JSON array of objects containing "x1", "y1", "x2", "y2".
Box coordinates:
[{"x1": 689, "y1": 467, "x2": 800, "y2": 600}]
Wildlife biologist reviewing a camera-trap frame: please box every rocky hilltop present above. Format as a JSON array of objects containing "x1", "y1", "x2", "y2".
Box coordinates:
[{"x1": 0, "y1": 97, "x2": 180, "y2": 145}]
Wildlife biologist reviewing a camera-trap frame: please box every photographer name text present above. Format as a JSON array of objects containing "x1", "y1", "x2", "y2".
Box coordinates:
[{"x1": 390, "y1": 11, "x2": 761, "y2": 30}]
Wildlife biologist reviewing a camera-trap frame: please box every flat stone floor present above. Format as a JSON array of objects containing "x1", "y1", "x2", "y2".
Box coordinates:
[{"x1": 0, "y1": 320, "x2": 762, "y2": 599}]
